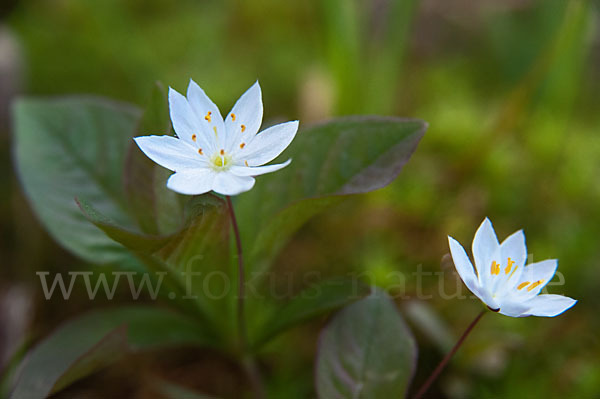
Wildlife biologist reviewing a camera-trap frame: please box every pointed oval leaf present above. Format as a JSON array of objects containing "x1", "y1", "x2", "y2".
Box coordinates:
[
  {"x1": 235, "y1": 117, "x2": 427, "y2": 273},
  {"x1": 315, "y1": 289, "x2": 417, "y2": 399},
  {"x1": 10, "y1": 306, "x2": 211, "y2": 399},
  {"x1": 12, "y1": 97, "x2": 142, "y2": 264}
]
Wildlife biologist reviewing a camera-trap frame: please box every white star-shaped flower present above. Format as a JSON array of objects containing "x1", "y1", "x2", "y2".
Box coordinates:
[
  {"x1": 448, "y1": 218, "x2": 577, "y2": 317},
  {"x1": 134, "y1": 80, "x2": 299, "y2": 196}
]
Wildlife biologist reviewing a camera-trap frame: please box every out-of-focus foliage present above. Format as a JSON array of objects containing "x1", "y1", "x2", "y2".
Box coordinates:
[{"x1": 2, "y1": 0, "x2": 599, "y2": 398}]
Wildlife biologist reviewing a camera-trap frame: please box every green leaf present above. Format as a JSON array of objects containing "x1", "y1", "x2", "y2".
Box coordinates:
[
  {"x1": 315, "y1": 289, "x2": 417, "y2": 399},
  {"x1": 77, "y1": 196, "x2": 232, "y2": 335},
  {"x1": 236, "y1": 116, "x2": 427, "y2": 274},
  {"x1": 251, "y1": 278, "x2": 370, "y2": 350},
  {"x1": 10, "y1": 306, "x2": 211, "y2": 399},
  {"x1": 12, "y1": 97, "x2": 142, "y2": 264}
]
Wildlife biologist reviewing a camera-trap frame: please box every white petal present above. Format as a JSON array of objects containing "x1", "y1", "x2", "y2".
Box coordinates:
[
  {"x1": 186, "y1": 80, "x2": 226, "y2": 147},
  {"x1": 225, "y1": 81, "x2": 263, "y2": 151},
  {"x1": 212, "y1": 173, "x2": 256, "y2": 196},
  {"x1": 497, "y1": 299, "x2": 530, "y2": 317},
  {"x1": 166, "y1": 169, "x2": 215, "y2": 195},
  {"x1": 495, "y1": 229, "x2": 527, "y2": 295},
  {"x1": 522, "y1": 294, "x2": 577, "y2": 317},
  {"x1": 513, "y1": 259, "x2": 558, "y2": 299},
  {"x1": 242, "y1": 121, "x2": 299, "y2": 166},
  {"x1": 500, "y1": 230, "x2": 527, "y2": 269},
  {"x1": 229, "y1": 159, "x2": 291, "y2": 177},
  {"x1": 134, "y1": 136, "x2": 204, "y2": 171},
  {"x1": 448, "y1": 236, "x2": 481, "y2": 297},
  {"x1": 472, "y1": 218, "x2": 500, "y2": 288},
  {"x1": 168, "y1": 87, "x2": 213, "y2": 152}
]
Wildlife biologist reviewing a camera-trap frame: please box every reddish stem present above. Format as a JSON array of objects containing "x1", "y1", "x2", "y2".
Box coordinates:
[
  {"x1": 412, "y1": 310, "x2": 486, "y2": 399},
  {"x1": 225, "y1": 196, "x2": 265, "y2": 399}
]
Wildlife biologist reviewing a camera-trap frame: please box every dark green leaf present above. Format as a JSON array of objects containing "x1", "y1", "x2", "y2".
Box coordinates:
[
  {"x1": 236, "y1": 116, "x2": 427, "y2": 274},
  {"x1": 77, "y1": 196, "x2": 232, "y2": 335},
  {"x1": 10, "y1": 306, "x2": 211, "y2": 399},
  {"x1": 12, "y1": 97, "x2": 141, "y2": 264},
  {"x1": 251, "y1": 278, "x2": 370, "y2": 350},
  {"x1": 315, "y1": 289, "x2": 417, "y2": 399}
]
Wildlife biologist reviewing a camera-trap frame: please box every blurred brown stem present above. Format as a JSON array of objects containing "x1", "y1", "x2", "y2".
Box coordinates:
[
  {"x1": 226, "y1": 196, "x2": 266, "y2": 399},
  {"x1": 412, "y1": 310, "x2": 485, "y2": 399}
]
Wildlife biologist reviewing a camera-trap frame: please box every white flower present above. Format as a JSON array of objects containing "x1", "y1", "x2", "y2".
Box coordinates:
[
  {"x1": 134, "y1": 80, "x2": 299, "y2": 196},
  {"x1": 448, "y1": 218, "x2": 577, "y2": 317}
]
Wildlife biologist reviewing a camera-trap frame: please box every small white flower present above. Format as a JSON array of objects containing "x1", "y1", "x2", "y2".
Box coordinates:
[
  {"x1": 448, "y1": 218, "x2": 577, "y2": 317},
  {"x1": 134, "y1": 80, "x2": 299, "y2": 196}
]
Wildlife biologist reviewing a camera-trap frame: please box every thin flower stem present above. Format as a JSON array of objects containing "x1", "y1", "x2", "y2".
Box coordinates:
[
  {"x1": 226, "y1": 196, "x2": 248, "y2": 350},
  {"x1": 412, "y1": 310, "x2": 486, "y2": 399},
  {"x1": 225, "y1": 196, "x2": 266, "y2": 399}
]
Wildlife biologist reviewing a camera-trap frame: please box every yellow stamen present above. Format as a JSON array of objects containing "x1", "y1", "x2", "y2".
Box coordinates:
[
  {"x1": 508, "y1": 265, "x2": 518, "y2": 279},
  {"x1": 205, "y1": 111, "x2": 212, "y2": 122},
  {"x1": 490, "y1": 261, "x2": 500, "y2": 275},
  {"x1": 198, "y1": 148, "x2": 203, "y2": 155},
  {"x1": 241, "y1": 124, "x2": 246, "y2": 132},
  {"x1": 517, "y1": 281, "x2": 530, "y2": 290},
  {"x1": 245, "y1": 160, "x2": 249, "y2": 167},
  {"x1": 505, "y1": 257, "x2": 515, "y2": 275},
  {"x1": 220, "y1": 149, "x2": 225, "y2": 156},
  {"x1": 527, "y1": 280, "x2": 544, "y2": 292},
  {"x1": 213, "y1": 126, "x2": 218, "y2": 137},
  {"x1": 231, "y1": 113, "x2": 236, "y2": 121},
  {"x1": 240, "y1": 143, "x2": 246, "y2": 149},
  {"x1": 192, "y1": 134, "x2": 197, "y2": 142}
]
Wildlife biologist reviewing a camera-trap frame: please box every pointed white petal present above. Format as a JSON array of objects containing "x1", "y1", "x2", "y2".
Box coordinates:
[
  {"x1": 134, "y1": 136, "x2": 204, "y2": 171},
  {"x1": 242, "y1": 121, "x2": 299, "y2": 166},
  {"x1": 212, "y1": 173, "x2": 255, "y2": 196},
  {"x1": 229, "y1": 159, "x2": 291, "y2": 177},
  {"x1": 500, "y1": 230, "x2": 527, "y2": 269},
  {"x1": 186, "y1": 80, "x2": 226, "y2": 147},
  {"x1": 495, "y1": 229, "x2": 527, "y2": 295},
  {"x1": 472, "y1": 218, "x2": 500, "y2": 288},
  {"x1": 522, "y1": 294, "x2": 577, "y2": 317},
  {"x1": 168, "y1": 87, "x2": 213, "y2": 152},
  {"x1": 225, "y1": 81, "x2": 263, "y2": 151},
  {"x1": 513, "y1": 259, "x2": 558, "y2": 299},
  {"x1": 166, "y1": 169, "x2": 215, "y2": 195},
  {"x1": 448, "y1": 236, "x2": 481, "y2": 296}
]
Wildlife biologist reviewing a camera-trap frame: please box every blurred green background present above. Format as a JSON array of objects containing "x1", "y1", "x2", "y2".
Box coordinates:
[{"x1": 1, "y1": 0, "x2": 599, "y2": 398}]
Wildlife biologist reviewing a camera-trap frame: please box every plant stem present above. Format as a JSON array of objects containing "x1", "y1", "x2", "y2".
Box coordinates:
[
  {"x1": 225, "y1": 196, "x2": 266, "y2": 399},
  {"x1": 412, "y1": 310, "x2": 486, "y2": 399}
]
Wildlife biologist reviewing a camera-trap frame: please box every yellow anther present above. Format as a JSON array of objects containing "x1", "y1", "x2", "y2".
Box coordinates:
[
  {"x1": 198, "y1": 148, "x2": 203, "y2": 155},
  {"x1": 240, "y1": 143, "x2": 246, "y2": 149},
  {"x1": 231, "y1": 113, "x2": 236, "y2": 121},
  {"x1": 192, "y1": 134, "x2": 197, "y2": 142},
  {"x1": 505, "y1": 258, "x2": 515, "y2": 275},
  {"x1": 241, "y1": 124, "x2": 246, "y2": 132},
  {"x1": 527, "y1": 280, "x2": 544, "y2": 292},
  {"x1": 245, "y1": 160, "x2": 249, "y2": 167},
  {"x1": 517, "y1": 281, "x2": 530, "y2": 290},
  {"x1": 490, "y1": 261, "x2": 500, "y2": 275},
  {"x1": 205, "y1": 111, "x2": 212, "y2": 122},
  {"x1": 508, "y1": 265, "x2": 518, "y2": 279}
]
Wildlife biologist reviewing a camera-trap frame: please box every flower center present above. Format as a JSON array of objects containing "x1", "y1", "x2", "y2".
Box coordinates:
[{"x1": 210, "y1": 149, "x2": 232, "y2": 171}]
